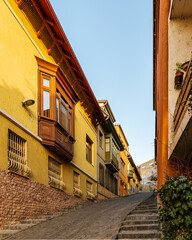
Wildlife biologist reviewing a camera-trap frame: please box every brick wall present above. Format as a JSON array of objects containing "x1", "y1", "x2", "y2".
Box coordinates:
[{"x1": 0, "y1": 169, "x2": 86, "y2": 228}]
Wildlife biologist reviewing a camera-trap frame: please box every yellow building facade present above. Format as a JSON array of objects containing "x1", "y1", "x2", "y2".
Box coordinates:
[
  {"x1": 115, "y1": 125, "x2": 141, "y2": 195},
  {"x1": 0, "y1": 0, "x2": 106, "y2": 227}
]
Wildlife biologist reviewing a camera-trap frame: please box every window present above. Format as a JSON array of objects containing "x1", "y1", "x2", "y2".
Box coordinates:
[
  {"x1": 86, "y1": 181, "x2": 93, "y2": 192},
  {"x1": 105, "y1": 137, "x2": 110, "y2": 159},
  {"x1": 149, "y1": 163, "x2": 153, "y2": 168},
  {"x1": 99, "y1": 131, "x2": 103, "y2": 148},
  {"x1": 105, "y1": 169, "x2": 109, "y2": 189},
  {"x1": 48, "y1": 157, "x2": 65, "y2": 190},
  {"x1": 99, "y1": 163, "x2": 104, "y2": 186},
  {"x1": 142, "y1": 166, "x2": 146, "y2": 171},
  {"x1": 73, "y1": 171, "x2": 80, "y2": 189},
  {"x1": 121, "y1": 159, "x2": 125, "y2": 176},
  {"x1": 48, "y1": 157, "x2": 61, "y2": 180},
  {"x1": 56, "y1": 88, "x2": 72, "y2": 134},
  {"x1": 8, "y1": 130, "x2": 31, "y2": 177},
  {"x1": 142, "y1": 175, "x2": 146, "y2": 179},
  {"x1": 86, "y1": 135, "x2": 92, "y2": 164},
  {"x1": 37, "y1": 58, "x2": 78, "y2": 138},
  {"x1": 42, "y1": 76, "x2": 51, "y2": 118},
  {"x1": 112, "y1": 139, "x2": 119, "y2": 163}
]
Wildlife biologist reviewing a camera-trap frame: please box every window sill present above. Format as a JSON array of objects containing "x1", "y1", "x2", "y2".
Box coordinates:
[
  {"x1": 8, "y1": 170, "x2": 30, "y2": 179},
  {"x1": 49, "y1": 185, "x2": 64, "y2": 192}
]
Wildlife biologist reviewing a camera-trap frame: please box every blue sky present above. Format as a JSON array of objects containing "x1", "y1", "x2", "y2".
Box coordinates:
[{"x1": 49, "y1": 0, "x2": 154, "y2": 166}]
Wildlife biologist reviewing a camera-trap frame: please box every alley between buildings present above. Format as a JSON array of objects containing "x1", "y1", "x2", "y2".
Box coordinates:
[{"x1": 5, "y1": 193, "x2": 152, "y2": 239}]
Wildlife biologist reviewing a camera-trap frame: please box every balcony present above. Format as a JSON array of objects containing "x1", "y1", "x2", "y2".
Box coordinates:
[
  {"x1": 171, "y1": 60, "x2": 192, "y2": 159},
  {"x1": 170, "y1": 0, "x2": 192, "y2": 19},
  {"x1": 105, "y1": 152, "x2": 119, "y2": 173},
  {"x1": 128, "y1": 170, "x2": 134, "y2": 179},
  {"x1": 173, "y1": 61, "x2": 192, "y2": 133},
  {"x1": 39, "y1": 116, "x2": 75, "y2": 161}
]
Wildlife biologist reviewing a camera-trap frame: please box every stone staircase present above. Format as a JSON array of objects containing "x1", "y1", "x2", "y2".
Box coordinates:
[
  {"x1": 0, "y1": 204, "x2": 87, "y2": 239},
  {"x1": 117, "y1": 193, "x2": 161, "y2": 239}
]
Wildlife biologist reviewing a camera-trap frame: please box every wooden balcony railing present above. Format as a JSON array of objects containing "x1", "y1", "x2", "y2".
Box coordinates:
[{"x1": 173, "y1": 60, "x2": 192, "y2": 132}]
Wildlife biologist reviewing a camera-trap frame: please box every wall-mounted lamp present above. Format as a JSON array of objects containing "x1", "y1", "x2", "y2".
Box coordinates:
[{"x1": 22, "y1": 98, "x2": 35, "y2": 107}]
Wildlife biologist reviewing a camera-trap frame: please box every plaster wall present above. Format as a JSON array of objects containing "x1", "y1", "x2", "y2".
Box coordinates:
[
  {"x1": 168, "y1": 17, "x2": 192, "y2": 157},
  {"x1": 0, "y1": 0, "x2": 97, "y2": 199}
]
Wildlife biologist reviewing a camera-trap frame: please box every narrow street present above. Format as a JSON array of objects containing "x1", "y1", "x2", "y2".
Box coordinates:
[{"x1": 5, "y1": 193, "x2": 153, "y2": 239}]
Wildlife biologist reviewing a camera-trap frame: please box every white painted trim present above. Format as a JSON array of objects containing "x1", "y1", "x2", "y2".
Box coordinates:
[
  {"x1": 70, "y1": 161, "x2": 97, "y2": 182},
  {"x1": 76, "y1": 105, "x2": 97, "y2": 136},
  {"x1": 0, "y1": 108, "x2": 42, "y2": 142},
  {"x1": 3, "y1": 0, "x2": 46, "y2": 60}
]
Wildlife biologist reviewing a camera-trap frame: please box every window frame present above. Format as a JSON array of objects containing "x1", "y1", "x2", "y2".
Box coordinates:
[
  {"x1": 73, "y1": 171, "x2": 80, "y2": 189},
  {"x1": 37, "y1": 59, "x2": 77, "y2": 138},
  {"x1": 86, "y1": 135, "x2": 93, "y2": 164}
]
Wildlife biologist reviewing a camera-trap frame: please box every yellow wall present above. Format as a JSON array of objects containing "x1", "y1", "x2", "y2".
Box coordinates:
[
  {"x1": 73, "y1": 103, "x2": 97, "y2": 181},
  {"x1": 0, "y1": 0, "x2": 97, "y2": 199}
]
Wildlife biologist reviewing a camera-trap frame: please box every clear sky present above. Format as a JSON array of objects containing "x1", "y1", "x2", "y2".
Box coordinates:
[{"x1": 49, "y1": 0, "x2": 154, "y2": 166}]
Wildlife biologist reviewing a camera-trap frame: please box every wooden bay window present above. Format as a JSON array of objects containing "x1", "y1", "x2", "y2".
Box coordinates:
[{"x1": 36, "y1": 57, "x2": 79, "y2": 161}]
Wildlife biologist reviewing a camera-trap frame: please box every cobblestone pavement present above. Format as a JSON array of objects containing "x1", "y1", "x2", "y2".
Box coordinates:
[{"x1": 6, "y1": 192, "x2": 153, "y2": 239}]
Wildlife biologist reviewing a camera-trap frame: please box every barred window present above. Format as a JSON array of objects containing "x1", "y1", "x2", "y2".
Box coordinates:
[
  {"x1": 86, "y1": 181, "x2": 92, "y2": 192},
  {"x1": 8, "y1": 130, "x2": 31, "y2": 177},
  {"x1": 73, "y1": 171, "x2": 80, "y2": 188},
  {"x1": 48, "y1": 157, "x2": 65, "y2": 190}
]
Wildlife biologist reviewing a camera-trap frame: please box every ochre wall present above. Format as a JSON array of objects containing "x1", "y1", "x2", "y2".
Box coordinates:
[{"x1": 0, "y1": 0, "x2": 97, "y2": 199}]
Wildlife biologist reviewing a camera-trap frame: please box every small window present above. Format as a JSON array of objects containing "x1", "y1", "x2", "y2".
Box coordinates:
[
  {"x1": 48, "y1": 157, "x2": 65, "y2": 190},
  {"x1": 99, "y1": 131, "x2": 103, "y2": 148},
  {"x1": 8, "y1": 130, "x2": 31, "y2": 177},
  {"x1": 142, "y1": 166, "x2": 146, "y2": 171},
  {"x1": 142, "y1": 175, "x2": 146, "y2": 179},
  {"x1": 99, "y1": 163, "x2": 104, "y2": 186},
  {"x1": 73, "y1": 171, "x2": 80, "y2": 188},
  {"x1": 86, "y1": 135, "x2": 93, "y2": 164},
  {"x1": 149, "y1": 163, "x2": 153, "y2": 168},
  {"x1": 86, "y1": 181, "x2": 93, "y2": 192},
  {"x1": 42, "y1": 76, "x2": 51, "y2": 118},
  {"x1": 48, "y1": 157, "x2": 61, "y2": 180}
]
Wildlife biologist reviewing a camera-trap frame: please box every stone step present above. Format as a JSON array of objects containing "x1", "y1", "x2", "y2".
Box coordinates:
[
  {"x1": 120, "y1": 224, "x2": 159, "y2": 231},
  {"x1": 4, "y1": 223, "x2": 34, "y2": 230},
  {"x1": 137, "y1": 205, "x2": 157, "y2": 209},
  {"x1": 0, "y1": 230, "x2": 19, "y2": 239},
  {"x1": 126, "y1": 215, "x2": 158, "y2": 221},
  {"x1": 131, "y1": 209, "x2": 158, "y2": 214},
  {"x1": 33, "y1": 215, "x2": 54, "y2": 220},
  {"x1": 47, "y1": 212, "x2": 63, "y2": 216},
  {"x1": 20, "y1": 218, "x2": 47, "y2": 224},
  {"x1": 122, "y1": 220, "x2": 159, "y2": 225},
  {"x1": 117, "y1": 230, "x2": 161, "y2": 239}
]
